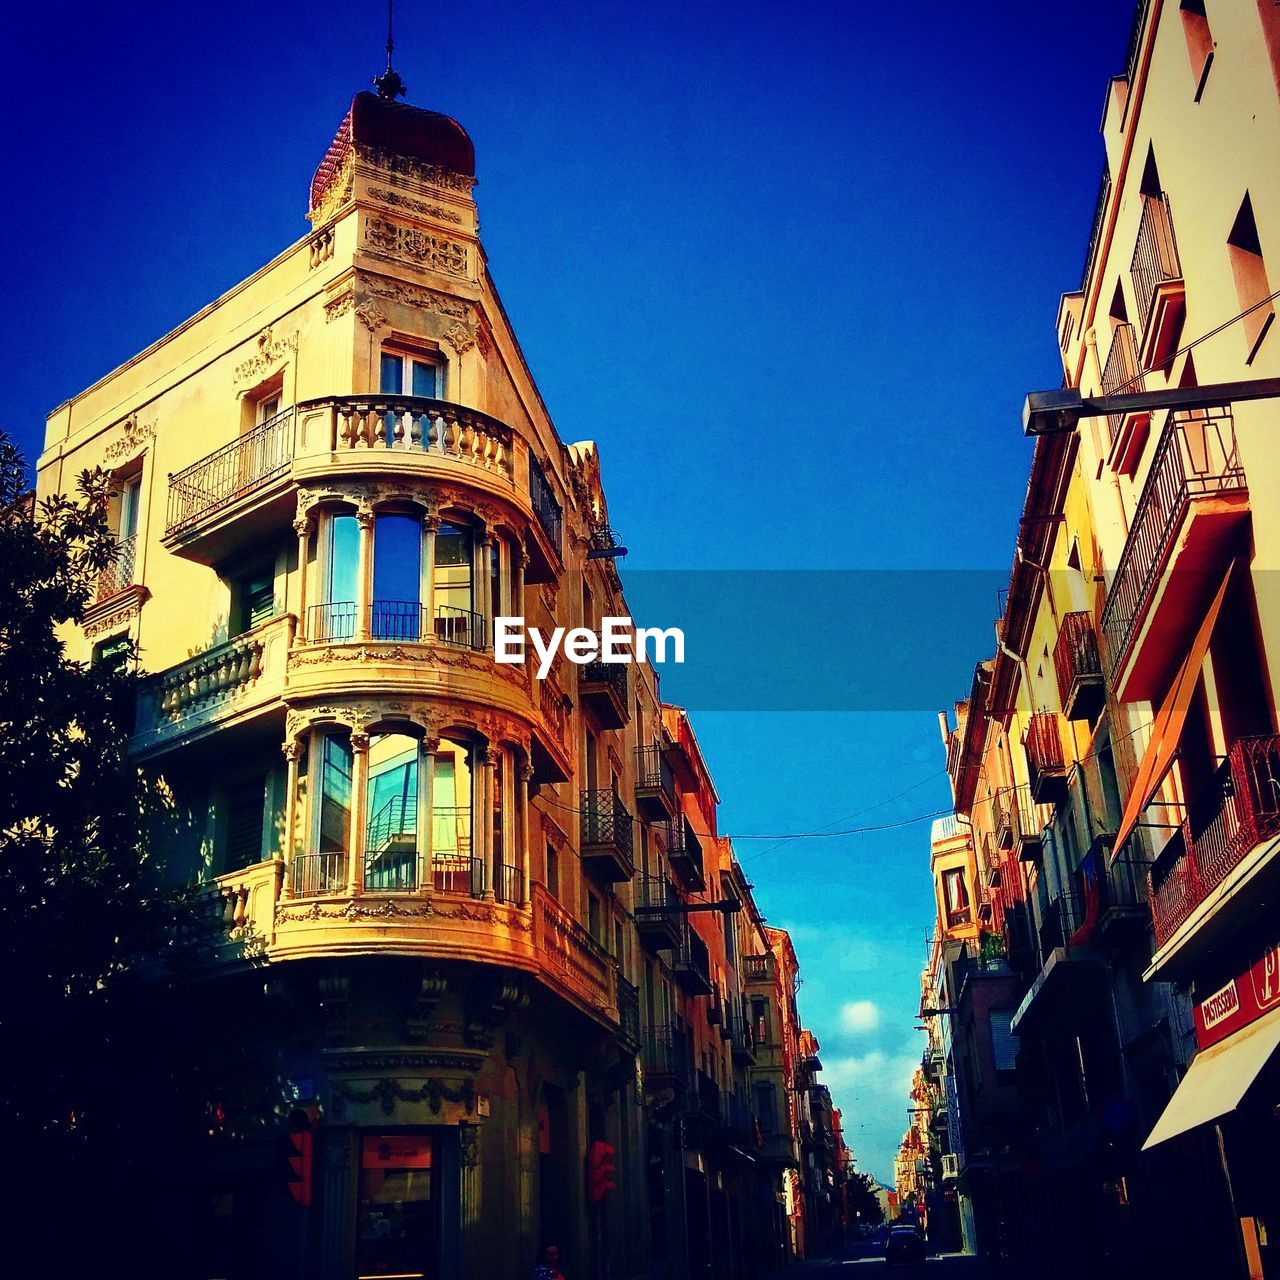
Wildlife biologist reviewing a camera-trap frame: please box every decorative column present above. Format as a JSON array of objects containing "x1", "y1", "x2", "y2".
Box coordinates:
[
  {"x1": 476, "y1": 743, "x2": 494, "y2": 900},
  {"x1": 513, "y1": 542, "x2": 528, "y2": 618},
  {"x1": 347, "y1": 731, "x2": 370, "y2": 896},
  {"x1": 293, "y1": 515, "x2": 312, "y2": 641},
  {"x1": 355, "y1": 502, "x2": 374, "y2": 642},
  {"x1": 472, "y1": 521, "x2": 489, "y2": 646},
  {"x1": 517, "y1": 756, "x2": 533, "y2": 909},
  {"x1": 478, "y1": 528, "x2": 496, "y2": 644},
  {"x1": 419, "y1": 734, "x2": 439, "y2": 899},
  {"x1": 278, "y1": 737, "x2": 303, "y2": 902},
  {"x1": 423, "y1": 512, "x2": 439, "y2": 642}
]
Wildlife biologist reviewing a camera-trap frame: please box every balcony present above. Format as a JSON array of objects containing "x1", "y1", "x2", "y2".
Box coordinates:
[
  {"x1": 1101, "y1": 322, "x2": 1148, "y2": 473},
  {"x1": 578, "y1": 657, "x2": 629, "y2": 729},
  {"x1": 526, "y1": 454, "x2": 563, "y2": 582},
  {"x1": 132, "y1": 613, "x2": 295, "y2": 757},
  {"x1": 1130, "y1": 193, "x2": 1186, "y2": 371},
  {"x1": 673, "y1": 919, "x2": 712, "y2": 995},
  {"x1": 1101, "y1": 407, "x2": 1249, "y2": 702},
  {"x1": 163, "y1": 397, "x2": 522, "y2": 563},
  {"x1": 189, "y1": 861, "x2": 281, "y2": 966},
  {"x1": 533, "y1": 884, "x2": 619, "y2": 1024},
  {"x1": 616, "y1": 975, "x2": 641, "y2": 1056},
  {"x1": 693, "y1": 1069, "x2": 722, "y2": 1126},
  {"x1": 727, "y1": 1003, "x2": 757, "y2": 1064},
  {"x1": 742, "y1": 953, "x2": 773, "y2": 985},
  {"x1": 94, "y1": 533, "x2": 139, "y2": 603},
  {"x1": 665, "y1": 814, "x2": 705, "y2": 890},
  {"x1": 580, "y1": 788, "x2": 635, "y2": 883},
  {"x1": 634, "y1": 744, "x2": 677, "y2": 821},
  {"x1": 634, "y1": 874, "x2": 683, "y2": 952},
  {"x1": 1148, "y1": 735, "x2": 1280, "y2": 959},
  {"x1": 1023, "y1": 712, "x2": 1068, "y2": 805},
  {"x1": 1053, "y1": 611, "x2": 1105, "y2": 723},
  {"x1": 164, "y1": 407, "x2": 296, "y2": 560},
  {"x1": 644, "y1": 1022, "x2": 693, "y2": 1094}
]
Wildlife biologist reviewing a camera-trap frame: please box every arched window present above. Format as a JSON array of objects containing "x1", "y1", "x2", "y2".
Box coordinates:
[{"x1": 434, "y1": 521, "x2": 480, "y2": 647}]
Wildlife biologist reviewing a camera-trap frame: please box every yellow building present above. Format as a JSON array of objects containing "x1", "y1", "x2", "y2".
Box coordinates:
[{"x1": 36, "y1": 82, "x2": 804, "y2": 1280}]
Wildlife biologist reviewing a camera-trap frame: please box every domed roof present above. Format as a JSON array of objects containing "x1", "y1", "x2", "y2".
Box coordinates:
[{"x1": 310, "y1": 91, "x2": 475, "y2": 216}]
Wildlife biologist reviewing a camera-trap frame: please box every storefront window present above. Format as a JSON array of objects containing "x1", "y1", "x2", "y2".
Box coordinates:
[{"x1": 356, "y1": 1132, "x2": 437, "y2": 1279}]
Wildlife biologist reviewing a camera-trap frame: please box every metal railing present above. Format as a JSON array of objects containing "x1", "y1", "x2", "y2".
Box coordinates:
[
  {"x1": 166, "y1": 407, "x2": 294, "y2": 535},
  {"x1": 370, "y1": 598, "x2": 425, "y2": 641},
  {"x1": 580, "y1": 656, "x2": 628, "y2": 705},
  {"x1": 364, "y1": 847, "x2": 419, "y2": 892},
  {"x1": 434, "y1": 604, "x2": 486, "y2": 650},
  {"x1": 308, "y1": 601, "x2": 357, "y2": 642},
  {"x1": 1053, "y1": 611, "x2": 1103, "y2": 710},
  {"x1": 644, "y1": 1023, "x2": 692, "y2": 1088},
  {"x1": 495, "y1": 862, "x2": 522, "y2": 905},
  {"x1": 1131, "y1": 193, "x2": 1182, "y2": 334},
  {"x1": 1101, "y1": 322, "x2": 1143, "y2": 439},
  {"x1": 95, "y1": 533, "x2": 138, "y2": 602},
  {"x1": 1150, "y1": 735, "x2": 1280, "y2": 945},
  {"x1": 635, "y1": 744, "x2": 674, "y2": 798},
  {"x1": 529, "y1": 454, "x2": 563, "y2": 552},
  {"x1": 1024, "y1": 711, "x2": 1066, "y2": 796},
  {"x1": 433, "y1": 853, "x2": 484, "y2": 896},
  {"x1": 290, "y1": 851, "x2": 347, "y2": 897},
  {"x1": 617, "y1": 975, "x2": 641, "y2": 1050},
  {"x1": 1081, "y1": 164, "x2": 1112, "y2": 296},
  {"x1": 580, "y1": 788, "x2": 634, "y2": 859},
  {"x1": 1100, "y1": 406, "x2": 1246, "y2": 681},
  {"x1": 635, "y1": 874, "x2": 676, "y2": 914},
  {"x1": 365, "y1": 794, "x2": 416, "y2": 855}
]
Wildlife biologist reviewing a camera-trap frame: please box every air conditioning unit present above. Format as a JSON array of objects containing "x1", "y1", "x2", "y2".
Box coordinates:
[{"x1": 941, "y1": 1154, "x2": 959, "y2": 1179}]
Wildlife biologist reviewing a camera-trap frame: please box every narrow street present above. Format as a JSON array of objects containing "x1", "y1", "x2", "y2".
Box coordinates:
[{"x1": 782, "y1": 1245, "x2": 995, "y2": 1276}]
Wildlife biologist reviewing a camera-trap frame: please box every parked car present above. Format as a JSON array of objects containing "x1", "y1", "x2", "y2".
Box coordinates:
[{"x1": 885, "y1": 1226, "x2": 926, "y2": 1266}]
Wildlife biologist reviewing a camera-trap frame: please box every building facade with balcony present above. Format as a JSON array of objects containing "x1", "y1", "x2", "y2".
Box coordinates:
[
  {"x1": 35, "y1": 85, "x2": 818, "y2": 1280},
  {"x1": 913, "y1": 3, "x2": 1280, "y2": 1277}
]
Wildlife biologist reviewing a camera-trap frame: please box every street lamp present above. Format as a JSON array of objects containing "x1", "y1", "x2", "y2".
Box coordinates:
[{"x1": 1021, "y1": 376, "x2": 1280, "y2": 436}]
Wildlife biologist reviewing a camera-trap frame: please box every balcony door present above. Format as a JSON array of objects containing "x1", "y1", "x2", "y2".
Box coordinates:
[
  {"x1": 433, "y1": 521, "x2": 477, "y2": 647},
  {"x1": 380, "y1": 351, "x2": 441, "y2": 400},
  {"x1": 431, "y1": 738, "x2": 474, "y2": 892},
  {"x1": 365, "y1": 733, "x2": 421, "y2": 891},
  {"x1": 372, "y1": 513, "x2": 423, "y2": 640}
]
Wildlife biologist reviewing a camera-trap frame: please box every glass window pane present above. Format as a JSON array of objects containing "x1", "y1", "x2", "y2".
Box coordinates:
[
  {"x1": 366, "y1": 733, "x2": 419, "y2": 890},
  {"x1": 357, "y1": 1134, "x2": 436, "y2": 1278},
  {"x1": 372, "y1": 514, "x2": 423, "y2": 639},
  {"x1": 410, "y1": 360, "x2": 438, "y2": 398},
  {"x1": 430, "y1": 740, "x2": 472, "y2": 891},
  {"x1": 323, "y1": 515, "x2": 359, "y2": 641},
  {"x1": 433, "y1": 522, "x2": 474, "y2": 629},
  {"x1": 318, "y1": 735, "x2": 353, "y2": 854},
  {"x1": 380, "y1": 353, "x2": 403, "y2": 394}
]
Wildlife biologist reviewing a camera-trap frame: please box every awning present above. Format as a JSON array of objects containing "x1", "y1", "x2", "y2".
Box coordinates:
[
  {"x1": 1142, "y1": 1003, "x2": 1280, "y2": 1149},
  {"x1": 1112, "y1": 561, "x2": 1235, "y2": 859}
]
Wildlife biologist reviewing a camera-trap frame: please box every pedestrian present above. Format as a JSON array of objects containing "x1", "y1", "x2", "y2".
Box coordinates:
[{"x1": 530, "y1": 1243, "x2": 565, "y2": 1280}]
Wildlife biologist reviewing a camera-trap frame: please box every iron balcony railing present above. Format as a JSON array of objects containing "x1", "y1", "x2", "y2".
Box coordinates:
[
  {"x1": 580, "y1": 656, "x2": 628, "y2": 705},
  {"x1": 528, "y1": 455, "x2": 563, "y2": 553},
  {"x1": 1081, "y1": 163, "x2": 1112, "y2": 296},
  {"x1": 617, "y1": 975, "x2": 641, "y2": 1051},
  {"x1": 1130, "y1": 193, "x2": 1182, "y2": 335},
  {"x1": 1024, "y1": 711, "x2": 1067, "y2": 803},
  {"x1": 1053, "y1": 611, "x2": 1103, "y2": 710},
  {"x1": 635, "y1": 744, "x2": 675, "y2": 796},
  {"x1": 495, "y1": 862, "x2": 522, "y2": 905},
  {"x1": 1150, "y1": 735, "x2": 1280, "y2": 946},
  {"x1": 433, "y1": 853, "x2": 485, "y2": 896},
  {"x1": 1101, "y1": 322, "x2": 1143, "y2": 439},
  {"x1": 289, "y1": 851, "x2": 347, "y2": 897},
  {"x1": 1100, "y1": 406, "x2": 1246, "y2": 681},
  {"x1": 364, "y1": 846, "x2": 419, "y2": 892},
  {"x1": 433, "y1": 605, "x2": 487, "y2": 650},
  {"x1": 580, "y1": 788, "x2": 634, "y2": 859},
  {"x1": 635, "y1": 874, "x2": 676, "y2": 913},
  {"x1": 166, "y1": 406, "x2": 295, "y2": 535},
  {"x1": 645, "y1": 1022, "x2": 692, "y2": 1089},
  {"x1": 307, "y1": 601, "x2": 357, "y2": 642},
  {"x1": 95, "y1": 533, "x2": 138, "y2": 602}
]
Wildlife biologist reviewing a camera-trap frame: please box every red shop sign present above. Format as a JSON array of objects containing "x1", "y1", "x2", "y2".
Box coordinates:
[
  {"x1": 1195, "y1": 938, "x2": 1280, "y2": 1049},
  {"x1": 361, "y1": 1135, "x2": 433, "y2": 1169}
]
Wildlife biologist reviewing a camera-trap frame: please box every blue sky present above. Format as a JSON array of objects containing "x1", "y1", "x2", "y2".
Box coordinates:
[{"x1": 4, "y1": 1, "x2": 1134, "y2": 1182}]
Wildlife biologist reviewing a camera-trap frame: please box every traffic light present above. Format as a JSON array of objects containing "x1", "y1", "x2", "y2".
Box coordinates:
[
  {"x1": 283, "y1": 1107, "x2": 313, "y2": 1207},
  {"x1": 586, "y1": 1140, "x2": 617, "y2": 1206}
]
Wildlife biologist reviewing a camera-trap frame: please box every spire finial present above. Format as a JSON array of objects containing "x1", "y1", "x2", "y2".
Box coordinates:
[{"x1": 373, "y1": 0, "x2": 407, "y2": 100}]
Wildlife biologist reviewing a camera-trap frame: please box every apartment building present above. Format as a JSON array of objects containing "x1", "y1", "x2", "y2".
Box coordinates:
[
  {"x1": 36, "y1": 82, "x2": 831, "y2": 1280},
  {"x1": 919, "y1": 2, "x2": 1280, "y2": 1277}
]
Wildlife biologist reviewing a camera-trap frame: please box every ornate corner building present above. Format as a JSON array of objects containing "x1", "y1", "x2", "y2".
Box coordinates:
[{"x1": 37, "y1": 89, "x2": 835, "y2": 1279}]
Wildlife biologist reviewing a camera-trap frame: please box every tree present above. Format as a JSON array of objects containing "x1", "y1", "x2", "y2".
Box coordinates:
[
  {"x1": 0, "y1": 432, "x2": 195, "y2": 1258},
  {"x1": 847, "y1": 1170, "x2": 886, "y2": 1227}
]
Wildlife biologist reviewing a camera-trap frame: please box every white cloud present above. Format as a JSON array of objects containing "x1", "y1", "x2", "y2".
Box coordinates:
[{"x1": 839, "y1": 999, "x2": 882, "y2": 1034}]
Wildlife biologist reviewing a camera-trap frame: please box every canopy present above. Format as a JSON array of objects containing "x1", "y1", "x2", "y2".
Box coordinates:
[
  {"x1": 1111, "y1": 562, "x2": 1235, "y2": 861},
  {"x1": 1142, "y1": 1003, "x2": 1280, "y2": 1149}
]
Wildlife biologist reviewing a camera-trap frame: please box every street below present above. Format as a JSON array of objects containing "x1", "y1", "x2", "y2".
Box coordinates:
[{"x1": 782, "y1": 1244, "x2": 996, "y2": 1276}]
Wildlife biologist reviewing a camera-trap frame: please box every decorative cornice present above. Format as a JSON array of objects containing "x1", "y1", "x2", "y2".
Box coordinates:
[
  {"x1": 363, "y1": 216, "x2": 469, "y2": 278},
  {"x1": 234, "y1": 326, "x2": 298, "y2": 385},
  {"x1": 367, "y1": 186, "x2": 464, "y2": 225},
  {"x1": 82, "y1": 585, "x2": 148, "y2": 638},
  {"x1": 354, "y1": 143, "x2": 476, "y2": 194}
]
